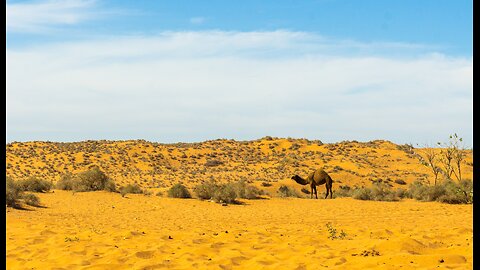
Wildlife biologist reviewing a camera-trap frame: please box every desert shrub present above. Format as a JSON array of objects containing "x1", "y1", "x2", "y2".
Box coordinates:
[
  {"x1": 212, "y1": 184, "x2": 237, "y2": 204},
  {"x1": 56, "y1": 172, "x2": 75, "y2": 190},
  {"x1": 194, "y1": 180, "x2": 218, "y2": 200},
  {"x1": 261, "y1": 182, "x2": 272, "y2": 187},
  {"x1": 408, "y1": 180, "x2": 429, "y2": 200},
  {"x1": 333, "y1": 185, "x2": 353, "y2": 198},
  {"x1": 230, "y1": 179, "x2": 262, "y2": 199},
  {"x1": 205, "y1": 160, "x2": 223, "y2": 167},
  {"x1": 370, "y1": 182, "x2": 399, "y2": 201},
  {"x1": 167, "y1": 183, "x2": 191, "y2": 198},
  {"x1": 352, "y1": 187, "x2": 373, "y2": 200},
  {"x1": 407, "y1": 179, "x2": 473, "y2": 204},
  {"x1": 395, "y1": 188, "x2": 409, "y2": 199},
  {"x1": 17, "y1": 176, "x2": 52, "y2": 193},
  {"x1": 73, "y1": 166, "x2": 113, "y2": 192},
  {"x1": 156, "y1": 191, "x2": 164, "y2": 197},
  {"x1": 120, "y1": 184, "x2": 143, "y2": 197},
  {"x1": 394, "y1": 179, "x2": 407, "y2": 185},
  {"x1": 6, "y1": 177, "x2": 22, "y2": 208},
  {"x1": 277, "y1": 185, "x2": 300, "y2": 198},
  {"x1": 23, "y1": 193, "x2": 41, "y2": 207}
]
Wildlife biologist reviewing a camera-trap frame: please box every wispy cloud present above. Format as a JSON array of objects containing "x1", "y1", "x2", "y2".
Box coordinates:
[
  {"x1": 6, "y1": 31, "x2": 473, "y2": 145},
  {"x1": 189, "y1": 16, "x2": 206, "y2": 25},
  {"x1": 6, "y1": 0, "x2": 98, "y2": 33}
]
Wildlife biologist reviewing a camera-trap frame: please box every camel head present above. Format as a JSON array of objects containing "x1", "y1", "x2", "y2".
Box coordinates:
[{"x1": 291, "y1": 175, "x2": 308, "y2": 185}]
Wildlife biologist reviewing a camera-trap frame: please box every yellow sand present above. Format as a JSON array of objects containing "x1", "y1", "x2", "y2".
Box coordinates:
[{"x1": 6, "y1": 190, "x2": 473, "y2": 269}]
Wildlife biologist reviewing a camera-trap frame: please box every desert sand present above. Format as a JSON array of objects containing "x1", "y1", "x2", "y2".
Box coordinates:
[{"x1": 6, "y1": 190, "x2": 473, "y2": 270}]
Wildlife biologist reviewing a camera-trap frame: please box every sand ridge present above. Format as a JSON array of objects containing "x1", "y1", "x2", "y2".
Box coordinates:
[{"x1": 6, "y1": 190, "x2": 473, "y2": 269}]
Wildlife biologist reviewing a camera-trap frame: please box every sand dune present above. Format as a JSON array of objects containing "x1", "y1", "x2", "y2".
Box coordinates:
[{"x1": 6, "y1": 190, "x2": 473, "y2": 269}]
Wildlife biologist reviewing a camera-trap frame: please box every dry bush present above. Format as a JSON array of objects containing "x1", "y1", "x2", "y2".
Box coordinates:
[
  {"x1": 333, "y1": 185, "x2": 353, "y2": 198},
  {"x1": 167, "y1": 183, "x2": 191, "y2": 198},
  {"x1": 23, "y1": 193, "x2": 41, "y2": 207},
  {"x1": 352, "y1": 183, "x2": 398, "y2": 201},
  {"x1": 212, "y1": 184, "x2": 237, "y2": 204},
  {"x1": 194, "y1": 180, "x2": 218, "y2": 200},
  {"x1": 57, "y1": 167, "x2": 116, "y2": 192},
  {"x1": 277, "y1": 185, "x2": 300, "y2": 198},
  {"x1": 120, "y1": 183, "x2": 144, "y2": 197},
  {"x1": 6, "y1": 177, "x2": 22, "y2": 208},
  {"x1": 17, "y1": 176, "x2": 52, "y2": 193},
  {"x1": 230, "y1": 179, "x2": 262, "y2": 199},
  {"x1": 407, "y1": 179, "x2": 473, "y2": 204}
]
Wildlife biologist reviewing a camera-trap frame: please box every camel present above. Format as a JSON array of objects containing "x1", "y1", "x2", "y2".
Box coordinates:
[{"x1": 291, "y1": 169, "x2": 333, "y2": 199}]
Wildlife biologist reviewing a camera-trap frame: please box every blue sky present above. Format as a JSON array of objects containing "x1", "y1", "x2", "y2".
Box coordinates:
[{"x1": 6, "y1": 0, "x2": 473, "y2": 146}]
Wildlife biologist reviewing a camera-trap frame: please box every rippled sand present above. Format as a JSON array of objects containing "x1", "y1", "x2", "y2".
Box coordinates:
[{"x1": 6, "y1": 190, "x2": 473, "y2": 269}]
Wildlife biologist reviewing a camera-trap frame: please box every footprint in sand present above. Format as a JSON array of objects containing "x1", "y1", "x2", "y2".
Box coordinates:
[
  {"x1": 230, "y1": 256, "x2": 248, "y2": 265},
  {"x1": 136, "y1": 250, "x2": 155, "y2": 259}
]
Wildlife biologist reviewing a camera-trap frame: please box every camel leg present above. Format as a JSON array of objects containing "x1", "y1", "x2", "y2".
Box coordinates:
[
  {"x1": 330, "y1": 186, "x2": 333, "y2": 199},
  {"x1": 325, "y1": 185, "x2": 329, "y2": 199},
  {"x1": 314, "y1": 186, "x2": 318, "y2": 199},
  {"x1": 311, "y1": 185, "x2": 313, "y2": 199}
]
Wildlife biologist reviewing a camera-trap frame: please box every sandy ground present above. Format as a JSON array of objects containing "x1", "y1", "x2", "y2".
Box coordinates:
[{"x1": 6, "y1": 190, "x2": 473, "y2": 270}]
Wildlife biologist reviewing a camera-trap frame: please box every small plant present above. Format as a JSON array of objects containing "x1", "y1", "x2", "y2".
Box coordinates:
[
  {"x1": 167, "y1": 183, "x2": 191, "y2": 198},
  {"x1": 261, "y1": 182, "x2": 272, "y2": 187},
  {"x1": 120, "y1": 184, "x2": 143, "y2": 197},
  {"x1": 277, "y1": 185, "x2": 300, "y2": 198},
  {"x1": 23, "y1": 193, "x2": 41, "y2": 207},
  {"x1": 326, "y1": 222, "x2": 347, "y2": 240}
]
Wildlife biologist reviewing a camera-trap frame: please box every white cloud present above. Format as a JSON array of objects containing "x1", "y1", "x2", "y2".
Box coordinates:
[
  {"x1": 6, "y1": 0, "x2": 97, "y2": 33},
  {"x1": 6, "y1": 31, "x2": 473, "y2": 146}
]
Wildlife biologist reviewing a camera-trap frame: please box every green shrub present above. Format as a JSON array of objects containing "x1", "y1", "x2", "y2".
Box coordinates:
[
  {"x1": 370, "y1": 182, "x2": 399, "y2": 201},
  {"x1": 408, "y1": 180, "x2": 429, "y2": 200},
  {"x1": 120, "y1": 184, "x2": 143, "y2": 195},
  {"x1": 23, "y1": 193, "x2": 41, "y2": 207},
  {"x1": 74, "y1": 166, "x2": 113, "y2": 192},
  {"x1": 352, "y1": 187, "x2": 372, "y2": 200},
  {"x1": 333, "y1": 185, "x2": 353, "y2": 198},
  {"x1": 277, "y1": 185, "x2": 300, "y2": 198},
  {"x1": 406, "y1": 179, "x2": 473, "y2": 204},
  {"x1": 56, "y1": 172, "x2": 75, "y2": 190},
  {"x1": 395, "y1": 188, "x2": 409, "y2": 199},
  {"x1": 6, "y1": 177, "x2": 22, "y2": 208},
  {"x1": 213, "y1": 184, "x2": 237, "y2": 204},
  {"x1": 194, "y1": 181, "x2": 218, "y2": 200},
  {"x1": 167, "y1": 183, "x2": 191, "y2": 198},
  {"x1": 230, "y1": 179, "x2": 262, "y2": 199},
  {"x1": 17, "y1": 176, "x2": 52, "y2": 193},
  {"x1": 57, "y1": 169, "x2": 116, "y2": 192}
]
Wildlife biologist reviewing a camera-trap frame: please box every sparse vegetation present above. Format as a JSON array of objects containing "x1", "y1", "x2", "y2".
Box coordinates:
[
  {"x1": 56, "y1": 167, "x2": 116, "y2": 192},
  {"x1": 23, "y1": 193, "x2": 41, "y2": 207},
  {"x1": 167, "y1": 183, "x2": 191, "y2": 198},
  {"x1": 6, "y1": 177, "x2": 22, "y2": 208},
  {"x1": 6, "y1": 177, "x2": 43, "y2": 208},
  {"x1": 277, "y1": 185, "x2": 300, "y2": 198},
  {"x1": 407, "y1": 179, "x2": 473, "y2": 204},
  {"x1": 326, "y1": 222, "x2": 347, "y2": 240},
  {"x1": 120, "y1": 183, "x2": 144, "y2": 197},
  {"x1": 17, "y1": 176, "x2": 52, "y2": 193},
  {"x1": 352, "y1": 182, "x2": 399, "y2": 201}
]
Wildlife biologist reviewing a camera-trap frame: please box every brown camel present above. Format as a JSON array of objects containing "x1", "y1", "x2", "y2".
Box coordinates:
[{"x1": 291, "y1": 169, "x2": 333, "y2": 199}]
